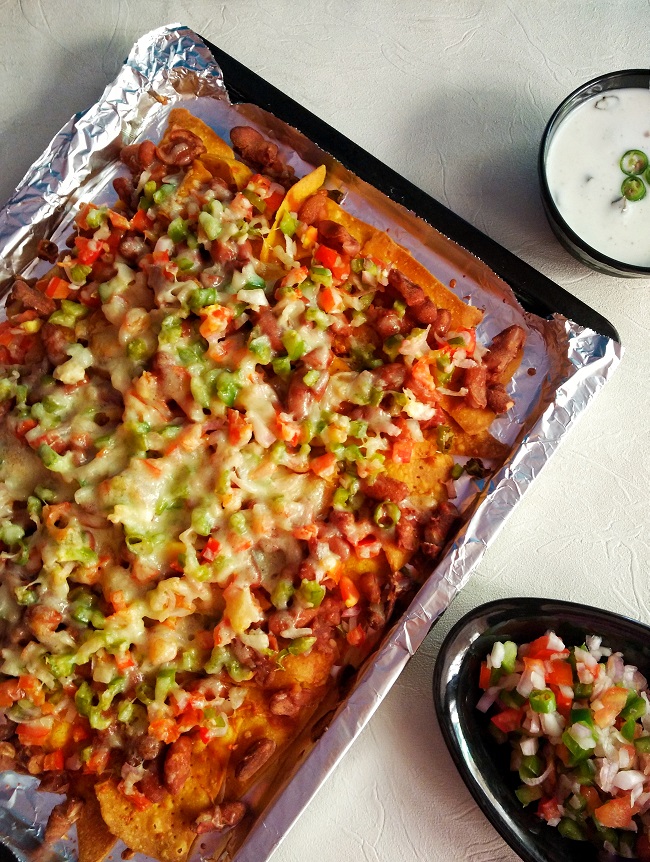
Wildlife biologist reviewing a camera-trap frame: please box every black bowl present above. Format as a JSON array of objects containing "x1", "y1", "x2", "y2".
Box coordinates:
[
  {"x1": 433, "y1": 597, "x2": 650, "y2": 862},
  {"x1": 538, "y1": 69, "x2": 650, "y2": 278}
]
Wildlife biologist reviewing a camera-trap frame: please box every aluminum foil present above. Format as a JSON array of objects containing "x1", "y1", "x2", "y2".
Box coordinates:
[{"x1": 0, "y1": 22, "x2": 623, "y2": 862}]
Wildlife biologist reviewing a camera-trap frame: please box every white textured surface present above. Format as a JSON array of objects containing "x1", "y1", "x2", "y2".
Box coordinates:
[{"x1": 2, "y1": 3, "x2": 649, "y2": 861}]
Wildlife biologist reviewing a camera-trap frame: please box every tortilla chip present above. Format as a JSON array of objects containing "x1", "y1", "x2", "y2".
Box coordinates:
[
  {"x1": 362, "y1": 230, "x2": 483, "y2": 330},
  {"x1": 71, "y1": 777, "x2": 116, "y2": 862},
  {"x1": 321, "y1": 199, "x2": 378, "y2": 248},
  {"x1": 172, "y1": 160, "x2": 214, "y2": 204},
  {"x1": 162, "y1": 108, "x2": 235, "y2": 160},
  {"x1": 96, "y1": 734, "x2": 235, "y2": 862},
  {"x1": 261, "y1": 165, "x2": 327, "y2": 262},
  {"x1": 384, "y1": 451, "x2": 453, "y2": 498},
  {"x1": 201, "y1": 154, "x2": 253, "y2": 192}
]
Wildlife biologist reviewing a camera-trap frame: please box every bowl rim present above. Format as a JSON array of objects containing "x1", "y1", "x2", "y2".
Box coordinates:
[
  {"x1": 538, "y1": 68, "x2": 650, "y2": 277},
  {"x1": 432, "y1": 596, "x2": 650, "y2": 862}
]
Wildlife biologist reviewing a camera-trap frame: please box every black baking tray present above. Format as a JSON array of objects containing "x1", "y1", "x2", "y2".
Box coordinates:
[{"x1": 204, "y1": 38, "x2": 619, "y2": 344}]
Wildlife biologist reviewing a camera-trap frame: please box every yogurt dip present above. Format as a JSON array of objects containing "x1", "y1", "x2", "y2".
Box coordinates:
[{"x1": 545, "y1": 87, "x2": 650, "y2": 267}]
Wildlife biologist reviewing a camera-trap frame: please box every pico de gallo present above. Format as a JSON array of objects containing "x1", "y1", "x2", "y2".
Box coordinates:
[{"x1": 478, "y1": 631, "x2": 650, "y2": 859}]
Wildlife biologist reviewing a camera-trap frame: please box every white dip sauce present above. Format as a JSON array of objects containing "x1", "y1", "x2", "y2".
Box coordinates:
[{"x1": 545, "y1": 87, "x2": 650, "y2": 266}]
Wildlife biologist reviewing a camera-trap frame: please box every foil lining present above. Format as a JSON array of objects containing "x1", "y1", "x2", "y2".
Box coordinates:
[{"x1": 0, "y1": 22, "x2": 623, "y2": 862}]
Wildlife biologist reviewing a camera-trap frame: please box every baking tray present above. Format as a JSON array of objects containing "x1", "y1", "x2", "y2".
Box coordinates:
[{"x1": 203, "y1": 38, "x2": 619, "y2": 343}]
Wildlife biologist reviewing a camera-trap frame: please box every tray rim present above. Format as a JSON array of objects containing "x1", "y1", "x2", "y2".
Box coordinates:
[{"x1": 203, "y1": 37, "x2": 620, "y2": 344}]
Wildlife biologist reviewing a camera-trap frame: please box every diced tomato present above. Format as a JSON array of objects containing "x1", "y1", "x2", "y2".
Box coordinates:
[
  {"x1": 201, "y1": 536, "x2": 221, "y2": 563},
  {"x1": 346, "y1": 624, "x2": 366, "y2": 647},
  {"x1": 310, "y1": 452, "x2": 338, "y2": 479},
  {"x1": 115, "y1": 648, "x2": 135, "y2": 672},
  {"x1": 149, "y1": 718, "x2": 180, "y2": 744},
  {"x1": 545, "y1": 659, "x2": 573, "y2": 687},
  {"x1": 409, "y1": 358, "x2": 440, "y2": 404},
  {"x1": 548, "y1": 683, "x2": 573, "y2": 716},
  {"x1": 526, "y1": 634, "x2": 568, "y2": 661},
  {"x1": 450, "y1": 328, "x2": 477, "y2": 355},
  {"x1": 16, "y1": 723, "x2": 50, "y2": 747},
  {"x1": 226, "y1": 408, "x2": 252, "y2": 446},
  {"x1": 15, "y1": 418, "x2": 38, "y2": 439},
  {"x1": 177, "y1": 708, "x2": 202, "y2": 733},
  {"x1": 554, "y1": 742, "x2": 572, "y2": 766},
  {"x1": 265, "y1": 189, "x2": 284, "y2": 217},
  {"x1": 339, "y1": 575, "x2": 360, "y2": 608},
  {"x1": 44, "y1": 276, "x2": 71, "y2": 299},
  {"x1": 595, "y1": 791, "x2": 639, "y2": 828},
  {"x1": 130, "y1": 208, "x2": 153, "y2": 233},
  {"x1": 537, "y1": 796, "x2": 562, "y2": 823},
  {"x1": 479, "y1": 662, "x2": 492, "y2": 691},
  {"x1": 0, "y1": 679, "x2": 24, "y2": 708},
  {"x1": 74, "y1": 236, "x2": 104, "y2": 266},
  {"x1": 318, "y1": 286, "x2": 341, "y2": 313},
  {"x1": 275, "y1": 411, "x2": 301, "y2": 446},
  {"x1": 490, "y1": 707, "x2": 523, "y2": 734},
  {"x1": 43, "y1": 750, "x2": 65, "y2": 771},
  {"x1": 313, "y1": 245, "x2": 349, "y2": 283},
  {"x1": 314, "y1": 245, "x2": 339, "y2": 270},
  {"x1": 19, "y1": 675, "x2": 44, "y2": 706},
  {"x1": 71, "y1": 720, "x2": 91, "y2": 743},
  {"x1": 594, "y1": 686, "x2": 628, "y2": 728}
]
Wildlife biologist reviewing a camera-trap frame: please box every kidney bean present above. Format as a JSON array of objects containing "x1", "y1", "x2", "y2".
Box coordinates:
[
  {"x1": 156, "y1": 128, "x2": 206, "y2": 166},
  {"x1": 298, "y1": 189, "x2": 329, "y2": 225},
  {"x1": 422, "y1": 502, "x2": 459, "y2": 558},
  {"x1": 195, "y1": 801, "x2": 247, "y2": 834},
  {"x1": 235, "y1": 737, "x2": 276, "y2": 782},
  {"x1": 463, "y1": 364, "x2": 488, "y2": 410},
  {"x1": 163, "y1": 735, "x2": 192, "y2": 795},
  {"x1": 41, "y1": 322, "x2": 76, "y2": 366},
  {"x1": 8, "y1": 280, "x2": 55, "y2": 318},
  {"x1": 484, "y1": 324, "x2": 526, "y2": 380},
  {"x1": 486, "y1": 383, "x2": 514, "y2": 414},
  {"x1": 36, "y1": 239, "x2": 59, "y2": 263},
  {"x1": 316, "y1": 220, "x2": 360, "y2": 257}
]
